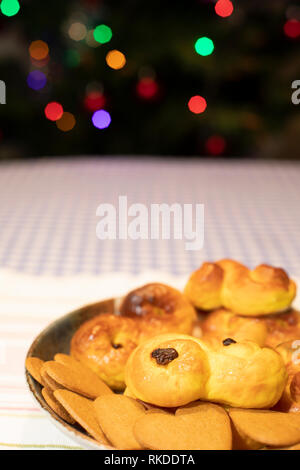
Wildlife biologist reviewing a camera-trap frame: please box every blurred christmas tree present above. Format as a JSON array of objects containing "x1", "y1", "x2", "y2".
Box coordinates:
[{"x1": 0, "y1": 0, "x2": 299, "y2": 159}]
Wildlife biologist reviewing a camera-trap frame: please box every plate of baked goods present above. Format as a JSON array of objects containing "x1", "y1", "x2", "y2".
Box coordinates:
[{"x1": 25, "y1": 259, "x2": 300, "y2": 450}]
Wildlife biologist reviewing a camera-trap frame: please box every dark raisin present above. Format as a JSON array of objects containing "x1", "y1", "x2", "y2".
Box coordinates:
[
  {"x1": 223, "y1": 338, "x2": 237, "y2": 346},
  {"x1": 151, "y1": 348, "x2": 178, "y2": 365}
]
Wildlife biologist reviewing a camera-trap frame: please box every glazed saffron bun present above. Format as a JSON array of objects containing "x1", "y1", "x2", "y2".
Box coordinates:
[
  {"x1": 184, "y1": 259, "x2": 296, "y2": 316},
  {"x1": 119, "y1": 283, "x2": 197, "y2": 340},
  {"x1": 201, "y1": 308, "x2": 300, "y2": 349},
  {"x1": 125, "y1": 333, "x2": 287, "y2": 409},
  {"x1": 274, "y1": 341, "x2": 300, "y2": 413},
  {"x1": 71, "y1": 283, "x2": 196, "y2": 391},
  {"x1": 125, "y1": 334, "x2": 209, "y2": 408},
  {"x1": 71, "y1": 313, "x2": 139, "y2": 391}
]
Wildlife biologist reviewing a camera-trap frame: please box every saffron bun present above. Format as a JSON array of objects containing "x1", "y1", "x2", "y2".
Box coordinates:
[
  {"x1": 125, "y1": 333, "x2": 287, "y2": 409},
  {"x1": 119, "y1": 283, "x2": 196, "y2": 340},
  {"x1": 184, "y1": 259, "x2": 296, "y2": 316},
  {"x1": 274, "y1": 341, "x2": 300, "y2": 413},
  {"x1": 71, "y1": 283, "x2": 196, "y2": 390},
  {"x1": 201, "y1": 308, "x2": 300, "y2": 349},
  {"x1": 71, "y1": 313, "x2": 139, "y2": 391}
]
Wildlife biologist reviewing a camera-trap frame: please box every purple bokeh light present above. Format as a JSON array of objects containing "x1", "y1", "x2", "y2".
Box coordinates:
[
  {"x1": 27, "y1": 70, "x2": 47, "y2": 90},
  {"x1": 92, "y1": 109, "x2": 111, "y2": 129}
]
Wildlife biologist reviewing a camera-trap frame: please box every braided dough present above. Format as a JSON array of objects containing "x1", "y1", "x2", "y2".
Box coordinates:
[
  {"x1": 184, "y1": 259, "x2": 296, "y2": 316},
  {"x1": 71, "y1": 283, "x2": 196, "y2": 390},
  {"x1": 125, "y1": 333, "x2": 287, "y2": 409}
]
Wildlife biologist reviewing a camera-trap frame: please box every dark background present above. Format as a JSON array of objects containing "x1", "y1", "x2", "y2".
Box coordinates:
[{"x1": 0, "y1": 0, "x2": 299, "y2": 159}]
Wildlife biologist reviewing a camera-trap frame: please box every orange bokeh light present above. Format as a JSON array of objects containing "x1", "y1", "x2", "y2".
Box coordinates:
[
  {"x1": 106, "y1": 50, "x2": 126, "y2": 70},
  {"x1": 29, "y1": 40, "x2": 49, "y2": 61},
  {"x1": 56, "y1": 112, "x2": 76, "y2": 131}
]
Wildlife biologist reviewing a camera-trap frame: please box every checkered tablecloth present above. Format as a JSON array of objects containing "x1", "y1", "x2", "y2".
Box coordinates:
[
  {"x1": 0, "y1": 157, "x2": 299, "y2": 450},
  {"x1": 0, "y1": 157, "x2": 300, "y2": 277}
]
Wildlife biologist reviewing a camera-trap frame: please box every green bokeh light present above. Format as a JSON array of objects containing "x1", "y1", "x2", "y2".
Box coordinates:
[
  {"x1": 93, "y1": 25, "x2": 112, "y2": 44},
  {"x1": 0, "y1": 0, "x2": 20, "y2": 16},
  {"x1": 194, "y1": 37, "x2": 214, "y2": 56}
]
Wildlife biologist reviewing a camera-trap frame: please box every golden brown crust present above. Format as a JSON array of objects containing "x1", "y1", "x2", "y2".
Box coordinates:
[
  {"x1": 71, "y1": 313, "x2": 139, "y2": 391},
  {"x1": 71, "y1": 283, "x2": 196, "y2": 390},
  {"x1": 125, "y1": 333, "x2": 287, "y2": 409},
  {"x1": 184, "y1": 259, "x2": 296, "y2": 316},
  {"x1": 274, "y1": 341, "x2": 300, "y2": 413},
  {"x1": 120, "y1": 283, "x2": 196, "y2": 339},
  {"x1": 202, "y1": 308, "x2": 300, "y2": 349}
]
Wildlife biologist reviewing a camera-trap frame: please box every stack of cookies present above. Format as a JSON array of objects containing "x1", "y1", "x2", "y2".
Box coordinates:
[{"x1": 26, "y1": 352, "x2": 300, "y2": 450}]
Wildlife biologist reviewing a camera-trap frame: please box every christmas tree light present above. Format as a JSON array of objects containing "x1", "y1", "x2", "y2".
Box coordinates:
[
  {"x1": 0, "y1": 0, "x2": 20, "y2": 16},
  {"x1": 215, "y1": 0, "x2": 234, "y2": 18},
  {"x1": 29, "y1": 41, "x2": 49, "y2": 61},
  {"x1": 44, "y1": 102, "x2": 64, "y2": 121},
  {"x1": 56, "y1": 112, "x2": 76, "y2": 131},
  {"x1": 106, "y1": 50, "x2": 126, "y2": 70},
  {"x1": 94, "y1": 25, "x2": 112, "y2": 44},
  {"x1": 188, "y1": 96, "x2": 207, "y2": 114},
  {"x1": 27, "y1": 71, "x2": 47, "y2": 91},
  {"x1": 205, "y1": 135, "x2": 226, "y2": 155},
  {"x1": 92, "y1": 110, "x2": 111, "y2": 129},
  {"x1": 194, "y1": 37, "x2": 214, "y2": 56}
]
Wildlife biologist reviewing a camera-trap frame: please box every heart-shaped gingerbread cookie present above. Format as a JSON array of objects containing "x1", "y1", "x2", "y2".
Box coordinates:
[{"x1": 134, "y1": 401, "x2": 232, "y2": 450}]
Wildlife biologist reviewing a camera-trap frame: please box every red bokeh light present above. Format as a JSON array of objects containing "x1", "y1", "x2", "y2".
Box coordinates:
[
  {"x1": 205, "y1": 135, "x2": 226, "y2": 155},
  {"x1": 215, "y1": 0, "x2": 234, "y2": 18},
  {"x1": 284, "y1": 19, "x2": 300, "y2": 39},
  {"x1": 44, "y1": 102, "x2": 64, "y2": 121},
  {"x1": 188, "y1": 95, "x2": 207, "y2": 114},
  {"x1": 136, "y1": 78, "x2": 159, "y2": 100},
  {"x1": 84, "y1": 91, "x2": 106, "y2": 112}
]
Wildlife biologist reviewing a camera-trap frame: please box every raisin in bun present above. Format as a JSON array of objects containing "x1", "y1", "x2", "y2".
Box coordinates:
[
  {"x1": 202, "y1": 308, "x2": 300, "y2": 349},
  {"x1": 125, "y1": 333, "x2": 287, "y2": 409}
]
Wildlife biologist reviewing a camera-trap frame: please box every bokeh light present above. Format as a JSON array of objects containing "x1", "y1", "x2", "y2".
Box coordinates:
[
  {"x1": 205, "y1": 135, "x2": 226, "y2": 155},
  {"x1": 136, "y1": 78, "x2": 159, "y2": 100},
  {"x1": 215, "y1": 0, "x2": 234, "y2": 18},
  {"x1": 194, "y1": 37, "x2": 214, "y2": 56},
  {"x1": 93, "y1": 24, "x2": 112, "y2": 44},
  {"x1": 56, "y1": 112, "x2": 76, "y2": 131},
  {"x1": 84, "y1": 91, "x2": 106, "y2": 112},
  {"x1": 44, "y1": 102, "x2": 64, "y2": 121},
  {"x1": 106, "y1": 50, "x2": 126, "y2": 70},
  {"x1": 86, "y1": 30, "x2": 100, "y2": 48},
  {"x1": 29, "y1": 40, "x2": 49, "y2": 61},
  {"x1": 284, "y1": 19, "x2": 300, "y2": 39},
  {"x1": 68, "y1": 22, "x2": 87, "y2": 41},
  {"x1": 92, "y1": 110, "x2": 111, "y2": 129},
  {"x1": 27, "y1": 70, "x2": 47, "y2": 90},
  {"x1": 188, "y1": 95, "x2": 207, "y2": 114},
  {"x1": 0, "y1": 0, "x2": 20, "y2": 16}
]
